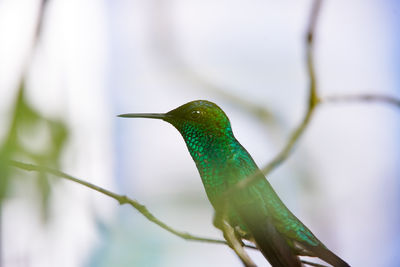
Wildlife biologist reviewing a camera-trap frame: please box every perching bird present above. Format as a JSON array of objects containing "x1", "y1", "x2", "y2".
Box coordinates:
[{"x1": 119, "y1": 100, "x2": 350, "y2": 267}]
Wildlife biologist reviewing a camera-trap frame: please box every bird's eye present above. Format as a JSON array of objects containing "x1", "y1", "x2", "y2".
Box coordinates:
[{"x1": 190, "y1": 110, "x2": 202, "y2": 120}]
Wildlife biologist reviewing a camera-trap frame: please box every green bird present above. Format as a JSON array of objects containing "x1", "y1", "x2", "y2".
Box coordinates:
[{"x1": 119, "y1": 100, "x2": 350, "y2": 267}]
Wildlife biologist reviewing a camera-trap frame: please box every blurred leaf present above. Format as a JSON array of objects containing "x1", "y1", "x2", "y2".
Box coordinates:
[{"x1": 0, "y1": 84, "x2": 68, "y2": 221}]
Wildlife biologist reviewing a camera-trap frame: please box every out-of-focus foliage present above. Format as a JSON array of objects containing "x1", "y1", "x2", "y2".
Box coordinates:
[{"x1": 0, "y1": 85, "x2": 68, "y2": 220}]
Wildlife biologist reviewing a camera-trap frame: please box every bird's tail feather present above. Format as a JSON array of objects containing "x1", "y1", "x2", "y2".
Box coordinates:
[{"x1": 301, "y1": 243, "x2": 350, "y2": 267}]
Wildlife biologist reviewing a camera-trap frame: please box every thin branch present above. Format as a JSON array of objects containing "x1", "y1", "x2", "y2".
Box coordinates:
[
  {"x1": 8, "y1": 160, "x2": 259, "y2": 248},
  {"x1": 322, "y1": 94, "x2": 400, "y2": 108},
  {"x1": 9, "y1": 160, "x2": 324, "y2": 267},
  {"x1": 259, "y1": 0, "x2": 323, "y2": 177},
  {"x1": 34, "y1": 0, "x2": 49, "y2": 43},
  {"x1": 226, "y1": 0, "x2": 323, "y2": 195},
  {"x1": 19, "y1": 0, "x2": 49, "y2": 78},
  {"x1": 306, "y1": 0, "x2": 322, "y2": 107},
  {"x1": 221, "y1": 220, "x2": 256, "y2": 267}
]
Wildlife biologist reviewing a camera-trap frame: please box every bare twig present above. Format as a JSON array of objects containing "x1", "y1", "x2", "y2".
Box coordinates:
[
  {"x1": 221, "y1": 220, "x2": 256, "y2": 267},
  {"x1": 305, "y1": 0, "x2": 322, "y2": 107},
  {"x1": 8, "y1": 160, "x2": 259, "y2": 249},
  {"x1": 34, "y1": 0, "x2": 49, "y2": 43},
  {"x1": 322, "y1": 94, "x2": 400, "y2": 108},
  {"x1": 20, "y1": 0, "x2": 50, "y2": 77},
  {"x1": 226, "y1": 0, "x2": 323, "y2": 195},
  {"x1": 9, "y1": 160, "x2": 321, "y2": 266}
]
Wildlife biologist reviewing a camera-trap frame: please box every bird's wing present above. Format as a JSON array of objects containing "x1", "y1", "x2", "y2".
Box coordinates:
[
  {"x1": 224, "y1": 153, "x2": 302, "y2": 267},
  {"x1": 227, "y1": 151, "x2": 350, "y2": 267},
  {"x1": 258, "y1": 182, "x2": 350, "y2": 267},
  {"x1": 256, "y1": 179, "x2": 351, "y2": 267}
]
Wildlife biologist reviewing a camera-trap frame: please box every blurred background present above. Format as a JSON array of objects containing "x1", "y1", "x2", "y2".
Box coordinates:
[{"x1": 0, "y1": 0, "x2": 399, "y2": 266}]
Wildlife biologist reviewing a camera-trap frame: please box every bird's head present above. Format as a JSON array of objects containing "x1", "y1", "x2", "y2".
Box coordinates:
[{"x1": 118, "y1": 100, "x2": 234, "y2": 139}]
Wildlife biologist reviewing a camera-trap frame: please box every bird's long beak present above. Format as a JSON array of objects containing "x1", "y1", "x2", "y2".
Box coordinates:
[{"x1": 117, "y1": 113, "x2": 170, "y2": 120}]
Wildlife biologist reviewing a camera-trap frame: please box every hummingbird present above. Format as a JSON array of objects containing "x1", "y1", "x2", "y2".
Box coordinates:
[{"x1": 119, "y1": 100, "x2": 350, "y2": 267}]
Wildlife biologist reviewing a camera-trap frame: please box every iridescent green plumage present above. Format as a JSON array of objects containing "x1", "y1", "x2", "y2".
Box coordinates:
[{"x1": 119, "y1": 100, "x2": 350, "y2": 267}]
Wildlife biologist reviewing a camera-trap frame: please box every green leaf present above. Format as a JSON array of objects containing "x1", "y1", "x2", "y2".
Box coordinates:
[{"x1": 0, "y1": 84, "x2": 69, "y2": 222}]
